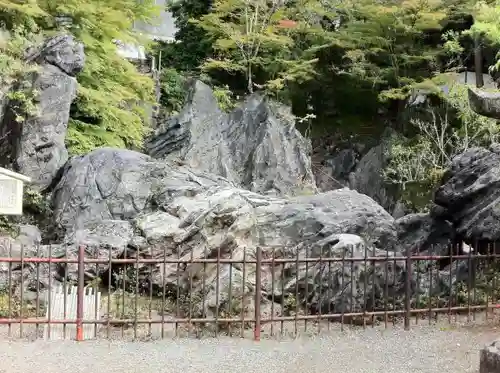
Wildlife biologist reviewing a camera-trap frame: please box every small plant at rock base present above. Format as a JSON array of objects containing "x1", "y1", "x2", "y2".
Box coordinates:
[
  {"x1": 289, "y1": 184, "x2": 316, "y2": 197},
  {"x1": 217, "y1": 296, "x2": 252, "y2": 332},
  {"x1": 213, "y1": 85, "x2": 236, "y2": 112},
  {"x1": 0, "y1": 285, "x2": 45, "y2": 318},
  {"x1": 113, "y1": 266, "x2": 141, "y2": 294},
  {"x1": 101, "y1": 290, "x2": 153, "y2": 326},
  {"x1": 283, "y1": 294, "x2": 298, "y2": 316},
  {"x1": 0, "y1": 216, "x2": 17, "y2": 237},
  {"x1": 23, "y1": 187, "x2": 50, "y2": 214},
  {"x1": 6, "y1": 87, "x2": 39, "y2": 122}
]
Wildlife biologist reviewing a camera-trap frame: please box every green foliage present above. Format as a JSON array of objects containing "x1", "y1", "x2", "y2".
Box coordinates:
[
  {"x1": 0, "y1": 26, "x2": 40, "y2": 123},
  {"x1": 159, "y1": 68, "x2": 187, "y2": 115},
  {"x1": 336, "y1": 0, "x2": 448, "y2": 101},
  {"x1": 55, "y1": 0, "x2": 158, "y2": 154},
  {"x1": 193, "y1": 0, "x2": 334, "y2": 95},
  {"x1": 161, "y1": 0, "x2": 214, "y2": 72},
  {"x1": 467, "y1": 1, "x2": 500, "y2": 43},
  {"x1": 466, "y1": 1, "x2": 500, "y2": 78},
  {"x1": 212, "y1": 84, "x2": 236, "y2": 112},
  {"x1": 383, "y1": 74, "x2": 500, "y2": 210},
  {"x1": 158, "y1": 0, "x2": 479, "y2": 140}
]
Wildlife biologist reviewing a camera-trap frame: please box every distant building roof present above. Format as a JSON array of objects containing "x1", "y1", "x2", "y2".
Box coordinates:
[
  {"x1": 115, "y1": 41, "x2": 147, "y2": 60},
  {"x1": 133, "y1": 1, "x2": 178, "y2": 43},
  {"x1": 116, "y1": 1, "x2": 178, "y2": 61}
]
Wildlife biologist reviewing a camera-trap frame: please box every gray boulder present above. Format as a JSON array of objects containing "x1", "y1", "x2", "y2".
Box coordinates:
[
  {"x1": 395, "y1": 213, "x2": 454, "y2": 256},
  {"x1": 146, "y1": 80, "x2": 317, "y2": 196},
  {"x1": 0, "y1": 226, "x2": 57, "y2": 304},
  {"x1": 433, "y1": 146, "x2": 500, "y2": 243},
  {"x1": 468, "y1": 87, "x2": 500, "y2": 120},
  {"x1": 134, "y1": 187, "x2": 400, "y2": 317},
  {"x1": 272, "y1": 234, "x2": 406, "y2": 314},
  {"x1": 0, "y1": 34, "x2": 84, "y2": 191},
  {"x1": 349, "y1": 132, "x2": 398, "y2": 213},
  {"x1": 61, "y1": 220, "x2": 134, "y2": 280},
  {"x1": 51, "y1": 147, "x2": 232, "y2": 232},
  {"x1": 395, "y1": 213, "x2": 478, "y2": 300}
]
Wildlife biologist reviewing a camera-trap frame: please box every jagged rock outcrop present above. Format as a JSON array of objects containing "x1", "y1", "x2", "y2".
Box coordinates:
[
  {"x1": 146, "y1": 80, "x2": 317, "y2": 196},
  {"x1": 0, "y1": 34, "x2": 84, "y2": 191},
  {"x1": 432, "y1": 145, "x2": 500, "y2": 246},
  {"x1": 468, "y1": 87, "x2": 500, "y2": 120}
]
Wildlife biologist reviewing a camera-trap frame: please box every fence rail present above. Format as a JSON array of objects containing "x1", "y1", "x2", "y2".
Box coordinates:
[{"x1": 0, "y1": 239, "x2": 499, "y2": 341}]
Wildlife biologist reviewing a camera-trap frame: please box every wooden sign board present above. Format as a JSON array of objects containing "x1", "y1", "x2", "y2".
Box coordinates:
[{"x1": 0, "y1": 168, "x2": 31, "y2": 216}]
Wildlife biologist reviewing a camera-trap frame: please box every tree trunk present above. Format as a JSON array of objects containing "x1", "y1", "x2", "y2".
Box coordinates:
[
  {"x1": 247, "y1": 63, "x2": 253, "y2": 93},
  {"x1": 474, "y1": 36, "x2": 484, "y2": 88}
]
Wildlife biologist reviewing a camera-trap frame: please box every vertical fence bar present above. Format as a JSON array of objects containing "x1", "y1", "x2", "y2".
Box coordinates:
[
  {"x1": 7, "y1": 239, "x2": 12, "y2": 338},
  {"x1": 47, "y1": 245, "x2": 52, "y2": 339},
  {"x1": 254, "y1": 246, "x2": 262, "y2": 342},
  {"x1": 20, "y1": 245, "x2": 24, "y2": 338},
  {"x1": 270, "y1": 247, "x2": 275, "y2": 337},
  {"x1": 241, "y1": 249, "x2": 247, "y2": 338},
  {"x1": 404, "y1": 245, "x2": 412, "y2": 330},
  {"x1": 227, "y1": 245, "x2": 233, "y2": 337},
  {"x1": 76, "y1": 245, "x2": 85, "y2": 341},
  {"x1": 214, "y1": 246, "x2": 220, "y2": 338}
]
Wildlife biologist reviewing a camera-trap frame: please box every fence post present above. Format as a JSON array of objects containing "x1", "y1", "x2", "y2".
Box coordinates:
[
  {"x1": 76, "y1": 245, "x2": 85, "y2": 341},
  {"x1": 404, "y1": 244, "x2": 412, "y2": 331},
  {"x1": 254, "y1": 246, "x2": 262, "y2": 341}
]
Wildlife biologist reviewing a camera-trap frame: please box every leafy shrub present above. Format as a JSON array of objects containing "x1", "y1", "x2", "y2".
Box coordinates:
[
  {"x1": 383, "y1": 75, "x2": 500, "y2": 210},
  {"x1": 213, "y1": 85, "x2": 236, "y2": 112},
  {"x1": 159, "y1": 68, "x2": 187, "y2": 115}
]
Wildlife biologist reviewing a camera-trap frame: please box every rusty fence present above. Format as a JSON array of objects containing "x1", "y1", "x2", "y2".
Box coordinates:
[{"x1": 0, "y1": 239, "x2": 499, "y2": 341}]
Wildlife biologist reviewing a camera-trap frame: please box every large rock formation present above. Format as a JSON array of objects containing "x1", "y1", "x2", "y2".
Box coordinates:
[
  {"x1": 48, "y1": 147, "x2": 402, "y2": 315},
  {"x1": 146, "y1": 80, "x2": 317, "y2": 196},
  {"x1": 0, "y1": 34, "x2": 84, "y2": 191},
  {"x1": 1, "y1": 35, "x2": 496, "y2": 326}
]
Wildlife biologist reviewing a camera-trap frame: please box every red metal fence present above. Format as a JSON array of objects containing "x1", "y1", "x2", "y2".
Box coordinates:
[{"x1": 0, "y1": 240, "x2": 499, "y2": 341}]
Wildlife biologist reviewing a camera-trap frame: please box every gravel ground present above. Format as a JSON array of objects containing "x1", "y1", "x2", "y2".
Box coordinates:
[{"x1": 0, "y1": 319, "x2": 498, "y2": 373}]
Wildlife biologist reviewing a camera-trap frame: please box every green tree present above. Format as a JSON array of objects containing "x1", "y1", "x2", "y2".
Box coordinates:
[
  {"x1": 160, "y1": 0, "x2": 213, "y2": 72},
  {"x1": 193, "y1": 0, "x2": 334, "y2": 94},
  {"x1": 336, "y1": 0, "x2": 447, "y2": 101}
]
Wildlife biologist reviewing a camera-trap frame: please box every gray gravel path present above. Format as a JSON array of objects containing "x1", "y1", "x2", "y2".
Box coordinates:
[{"x1": 0, "y1": 323, "x2": 497, "y2": 373}]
